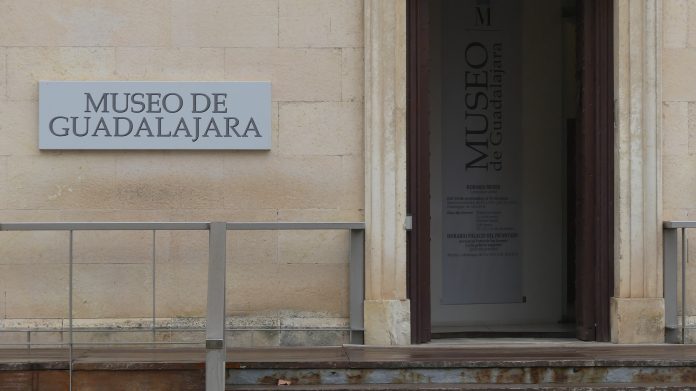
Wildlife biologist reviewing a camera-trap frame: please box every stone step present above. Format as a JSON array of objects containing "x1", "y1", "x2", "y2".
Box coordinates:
[{"x1": 226, "y1": 384, "x2": 696, "y2": 391}]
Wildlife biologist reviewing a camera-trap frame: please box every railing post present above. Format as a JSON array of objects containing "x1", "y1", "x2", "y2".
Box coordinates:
[
  {"x1": 664, "y1": 226, "x2": 678, "y2": 343},
  {"x1": 349, "y1": 229, "x2": 365, "y2": 344},
  {"x1": 206, "y1": 222, "x2": 227, "y2": 390}
]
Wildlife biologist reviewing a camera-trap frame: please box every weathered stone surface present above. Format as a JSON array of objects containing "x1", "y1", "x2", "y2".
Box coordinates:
[
  {"x1": 663, "y1": 102, "x2": 689, "y2": 156},
  {"x1": 0, "y1": 48, "x2": 5, "y2": 97},
  {"x1": 0, "y1": 99, "x2": 38, "y2": 156},
  {"x1": 0, "y1": 0, "x2": 170, "y2": 47},
  {"x1": 228, "y1": 263, "x2": 348, "y2": 315},
  {"x1": 611, "y1": 297, "x2": 665, "y2": 344},
  {"x1": 279, "y1": 102, "x2": 362, "y2": 156},
  {"x1": 154, "y1": 261, "x2": 207, "y2": 318},
  {"x1": 342, "y1": 48, "x2": 364, "y2": 102},
  {"x1": 0, "y1": 231, "x2": 68, "y2": 265},
  {"x1": 663, "y1": 154, "x2": 696, "y2": 210},
  {"x1": 172, "y1": 0, "x2": 277, "y2": 47},
  {"x1": 364, "y1": 299, "x2": 410, "y2": 345},
  {"x1": 115, "y1": 153, "x2": 226, "y2": 210},
  {"x1": 1, "y1": 264, "x2": 69, "y2": 318},
  {"x1": 664, "y1": 48, "x2": 696, "y2": 101},
  {"x1": 664, "y1": 0, "x2": 688, "y2": 48},
  {"x1": 6, "y1": 155, "x2": 117, "y2": 210},
  {"x1": 689, "y1": 102, "x2": 696, "y2": 154},
  {"x1": 279, "y1": 329, "x2": 349, "y2": 346},
  {"x1": 72, "y1": 264, "x2": 152, "y2": 318},
  {"x1": 115, "y1": 48, "x2": 225, "y2": 81},
  {"x1": 225, "y1": 48, "x2": 341, "y2": 102},
  {"x1": 279, "y1": 0, "x2": 363, "y2": 48},
  {"x1": 222, "y1": 155, "x2": 344, "y2": 210},
  {"x1": 689, "y1": 0, "x2": 696, "y2": 47},
  {"x1": 7, "y1": 47, "x2": 115, "y2": 100}
]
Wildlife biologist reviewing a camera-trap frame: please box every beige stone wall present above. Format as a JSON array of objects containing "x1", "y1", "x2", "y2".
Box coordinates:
[
  {"x1": 0, "y1": 0, "x2": 364, "y2": 342},
  {"x1": 663, "y1": 0, "x2": 696, "y2": 320}
]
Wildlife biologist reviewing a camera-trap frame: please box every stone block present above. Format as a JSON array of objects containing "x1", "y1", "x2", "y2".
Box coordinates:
[
  {"x1": 342, "y1": 48, "x2": 364, "y2": 102},
  {"x1": 610, "y1": 297, "x2": 665, "y2": 343},
  {"x1": 228, "y1": 230, "x2": 278, "y2": 264},
  {"x1": 158, "y1": 330, "x2": 205, "y2": 348},
  {"x1": 279, "y1": 329, "x2": 348, "y2": 346},
  {"x1": 172, "y1": 0, "x2": 278, "y2": 47},
  {"x1": 689, "y1": 0, "x2": 696, "y2": 47},
  {"x1": 154, "y1": 261, "x2": 207, "y2": 318},
  {"x1": 72, "y1": 230, "x2": 154, "y2": 264},
  {"x1": 226, "y1": 330, "x2": 254, "y2": 347},
  {"x1": 278, "y1": 230, "x2": 349, "y2": 264},
  {"x1": 0, "y1": 330, "x2": 28, "y2": 347},
  {"x1": 279, "y1": 102, "x2": 362, "y2": 156},
  {"x1": 664, "y1": 0, "x2": 688, "y2": 48},
  {"x1": 0, "y1": 0, "x2": 170, "y2": 47},
  {"x1": 115, "y1": 48, "x2": 225, "y2": 81},
  {"x1": 252, "y1": 330, "x2": 280, "y2": 346},
  {"x1": 0, "y1": 99, "x2": 39, "y2": 156},
  {"x1": 0, "y1": 157, "x2": 7, "y2": 209},
  {"x1": 0, "y1": 231, "x2": 68, "y2": 265},
  {"x1": 222, "y1": 155, "x2": 344, "y2": 210},
  {"x1": 228, "y1": 263, "x2": 348, "y2": 315},
  {"x1": 0, "y1": 210, "x2": 61, "y2": 222},
  {"x1": 73, "y1": 330, "x2": 153, "y2": 346},
  {"x1": 156, "y1": 230, "x2": 208, "y2": 265},
  {"x1": 280, "y1": 316, "x2": 349, "y2": 329},
  {"x1": 689, "y1": 102, "x2": 696, "y2": 154},
  {"x1": 29, "y1": 331, "x2": 63, "y2": 348},
  {"x1": 1, "y1": 264, "x2": 69, "y2": 318},
  {"x1": 663, "y1": 154, "x2": 696, "y2": 210},
  {"x1": 58, "y1": 209, "x2": 166, "y2": 223},
  {"x1": 115, "y1": 153, "x2": 225, "y2": 210},
  {"x1": 364, "y1": 299, "x2": 410, "y2": 345},
  {"x1": 7, "y1": 47, "x2": 115, "y2": 100},
  {"x1": 279, "y1": 0, "x2": 363, "y2": 48},
  {"x1": 0, "y1": 48, "x2": 5, "y2": 97},
  {"x1": 72, "y1": 264, "x2": 152, "y2": 318},
  {"x1": 226, "y1": 315, "x2": 279, "y2": 329},
  {"x1": 339, "y1": 155, "x2": 365, "y2": 210},
  {"x1": 663, "y1": 48, "x2": 696, "y2": 101},
  {"x1": 6, "y1": 155, "x2": 117, "y2": 210},
  {"x1": 225, "y1": 48, "x2": 341, "y2": 102},
  {"x1": 277, "y1": 208, "x2": 364, "y2": 222},
  {"x1": 663, "y1": 101, "x2": 689, "y2": 156}
]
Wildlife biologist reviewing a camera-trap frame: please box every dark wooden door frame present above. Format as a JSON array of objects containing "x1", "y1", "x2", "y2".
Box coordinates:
[
  {"x1": 406, "y1": 0, "x2": 431, "y2": 344},
  {"x1": 406, "y1": 0, "x2": 614, "y2": 343},
  {"x1": 575, "y1": 0, "x2": 614, "y2": 342}
]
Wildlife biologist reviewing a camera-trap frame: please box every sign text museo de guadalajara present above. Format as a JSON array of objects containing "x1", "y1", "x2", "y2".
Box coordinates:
[{"x1": 39, "y1": 82, "x2": 271, "y2": 150}]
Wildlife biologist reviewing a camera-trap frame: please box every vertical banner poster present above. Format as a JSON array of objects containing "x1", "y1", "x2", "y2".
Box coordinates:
[{"x1": 441, "y1": 0, "x2": 523, "y2": 304}]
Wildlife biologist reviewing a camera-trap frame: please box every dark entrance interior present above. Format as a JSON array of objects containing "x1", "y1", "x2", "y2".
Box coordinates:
[{"x1": 406, "y1": 0, "x2": 613, "y2": 343}]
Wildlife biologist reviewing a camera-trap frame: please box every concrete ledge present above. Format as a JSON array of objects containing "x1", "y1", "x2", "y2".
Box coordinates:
[{"x1": 611, "y1": 297, "x2": 665, "y2": 344}]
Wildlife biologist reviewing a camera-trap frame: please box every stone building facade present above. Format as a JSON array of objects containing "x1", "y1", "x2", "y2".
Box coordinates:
[{"x1": 0, "y1": 0, "x2": 693, "y2": 346}]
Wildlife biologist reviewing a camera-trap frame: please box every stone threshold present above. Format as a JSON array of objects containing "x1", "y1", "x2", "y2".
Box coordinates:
[{"x1": 3, "y1": 344, "x2": 696, "y2": 371}]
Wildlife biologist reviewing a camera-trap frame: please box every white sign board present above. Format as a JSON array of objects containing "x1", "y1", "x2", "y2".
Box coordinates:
[
  {"x1": 39, "y1": 81, "x2": 271, "y2": 150},
  {"x1": 441, "y1": 0, "x2": 523, "y2": 305}
]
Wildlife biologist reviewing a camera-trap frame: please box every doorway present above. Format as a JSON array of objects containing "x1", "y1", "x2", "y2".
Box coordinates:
[{"x1": 406, "y1": 0, "x2": 614, "y2": 343}]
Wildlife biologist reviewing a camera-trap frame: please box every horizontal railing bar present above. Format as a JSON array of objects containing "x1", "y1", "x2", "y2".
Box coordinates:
[
  {"x1": 0, "y1": 222, "x2": 210, "y2": 231},
  {"x1": 664, "y1": 221, "x2": 696, "y2": 229},
  {"x1": 0, "y1": 222, "x2": 366, "y2": 231},
  {"x1": 226, "y1": 222, "x2": 365, "y2": 230},
  {"x1": 0, "y1": 327, "x2": 355, "y2": 333}
]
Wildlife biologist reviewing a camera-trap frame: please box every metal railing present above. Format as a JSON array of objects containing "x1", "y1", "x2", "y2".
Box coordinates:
[
  {"x1": 0, "y1": 221, "x2": 365, "y2": 391},
  {"x1": 664, "y1": 221, "x2": 694, "y2": 343}
]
